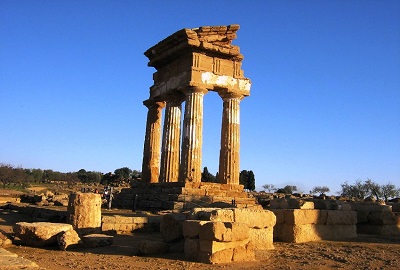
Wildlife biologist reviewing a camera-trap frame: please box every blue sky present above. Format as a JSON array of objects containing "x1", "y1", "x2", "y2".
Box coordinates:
[{"x1": 1, "y1": 1, "x2": 399, "y2": 194}]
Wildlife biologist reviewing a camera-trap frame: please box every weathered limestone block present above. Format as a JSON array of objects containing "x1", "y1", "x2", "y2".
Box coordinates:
[
  {"x1": 367, "y1": 211, "x2": 398, "y2": 225},
  {"x1": 209, "y1": 209, "x2": 234, "y2": 222},
  {"x1": 14, "y1": 222, "x2": 73, "y2": 247},
  {"x1": 0, "y1": 231, "x2": 12, "y2": 247},
  {"x1": 67, "y1": 192, "x2": 102, "y2": 235},
  {"x1": 348, "y1": 202, "x2": 392, "y2": 212},
  {"x1": 138, "y1": 240, "x2": 169, "y2": 255},
  {"x1": 387, "y1": 202, "x2": 400, "y2": 212},
  {"x1": 326, "y1": 210, "x2": 357, "y2": 225},
  {"x1": 233, "y1": 208, "x2": 276, "y2": 229},
  {"x1": 81, "y1": 234, "x2": 113, "y2": 247},
  {"x1": 57, "y1": 229, "x2": 81, "y2": 250},
  {"x1": 270, "y1": 198, "x2": 314, "y2": 209},
  {"x1": 199, "y1": 239, "x2": 249, "y2": 253},
  {"x1": 199, "y1": 222, "x2": 249, "y2": 242},
  {"x1": 283, "y1": 209, "x2": 328, "y2": 225},
  {"x1": 274, "y1": 224, "x2": 357, "y2": 243},
  {"x1": 249, "y1": 227, "x2": 274, "y2": 250},
  {"x1": 183, "y1": 220, "x2": 208, "y2": 238},
  {"x1": 197, "y1": 241, "x2": 255, "y2": 264},
  {"x1": 160, "y1": 214, "x2": 183, "y2": 242},
  {"x1": 357, "y1": 224, "x2": 400, "y2": 235}
]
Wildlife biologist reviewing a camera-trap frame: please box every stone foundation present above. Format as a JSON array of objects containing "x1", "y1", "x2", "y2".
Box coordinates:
[{"x1": 115, "y1": 182, "x2": 257, "y2": 211}]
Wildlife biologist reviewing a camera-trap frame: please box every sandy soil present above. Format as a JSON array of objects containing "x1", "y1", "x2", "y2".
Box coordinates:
[{"x1": 1, "y1": 204, "x2": 399, "y2": 270}]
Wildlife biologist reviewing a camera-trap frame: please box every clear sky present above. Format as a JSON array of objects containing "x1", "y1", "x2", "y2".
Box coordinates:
[{"x1": 1, "y1": 1, "x2": 399, "y2": 194}]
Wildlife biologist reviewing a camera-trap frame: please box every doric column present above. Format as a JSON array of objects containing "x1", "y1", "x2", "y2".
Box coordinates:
[
  {"x1": 179, "y1": 86, "x2": 208, "y2": 183},
  {"x1": 159, "y1": 95, "x2": 184, "y2": 182},
  {"x1": 141, "y1": 99, "x2": 165, "y2": 183},
  {"x1": 218, "y1": 92, "x2": 243, "y2": 185}
]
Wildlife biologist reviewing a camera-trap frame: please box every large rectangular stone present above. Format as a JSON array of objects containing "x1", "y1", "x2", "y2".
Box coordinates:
[
  {"x1": 249, "y1": 227, "x2": 274, "y2": 250},
  {"x1": 326, "y1": 211, "x2": 357, "y2": 225},
  {"x1": 199, "y1": 239, "x2": 249, "y2": 253},
  {"x1": 233, "y1": 208, "x2": 276, "y2": 228},
  {"x1": 274, "y1": 224, "x2": 357, "y2": 243},
  {"x1": 284, "y1": 209, "x2": 327, "y2": 225}
]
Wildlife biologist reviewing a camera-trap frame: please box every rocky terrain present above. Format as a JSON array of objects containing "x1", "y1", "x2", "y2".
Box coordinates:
[{"x1": 1, "y1": 188, "x2": 400, "y2": 269}]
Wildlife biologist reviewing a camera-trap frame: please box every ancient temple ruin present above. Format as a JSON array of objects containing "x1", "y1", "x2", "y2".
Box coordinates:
[{"x1": 141, "y1": 24, "x2": 251, "y2": 186}]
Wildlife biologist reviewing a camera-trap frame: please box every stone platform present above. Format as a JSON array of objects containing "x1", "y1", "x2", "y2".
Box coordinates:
[{"x1": 115, "y1": 182, "x2": 257, "y2": 211}]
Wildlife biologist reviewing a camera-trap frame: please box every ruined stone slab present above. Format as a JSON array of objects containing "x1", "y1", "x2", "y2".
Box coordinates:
[
  {"x1": 14, "y1": 222, "x2": 73, "y2": 247},
  {"x1": 138, "y1": 240, "x2": 169, "y2": 255},
  {"x1": 57, "y1": 229, "x2": 81, "y2": 250},
  {"x1": 0, "y1": 250, "x2": 39, "y2": 269},
  {"x1": 81, "y1": 234, "x2": 113, "y2": 247},
  {"x1": 347, "y1": 202, "x2": 392, "y2": 212},
  {"x1": 0, "y1": 231, "x2": 12, "y2": 247},
  {"x1": 232, "y1": 242, "x2": 256, "y2": 262},
  {"x1": 199, "y1": 221, "x2": 249, "y2": 242}
]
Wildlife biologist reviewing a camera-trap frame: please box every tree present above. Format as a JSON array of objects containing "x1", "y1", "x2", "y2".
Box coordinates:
[
  {"x1": 340, "y1": 180, "x2": 369, "y2": 199},
  {"x1": 276, "y1": 185, "x2": 297, "y2": 194},
  {"x1": 239, "y1": 170, "x2": 256, "y2": 191},
  {"x1": 262, "y1": 184, "x2": 276, "y2": 193},
  {"x1": 202, "y1": 167, "x2": 217, "y2": 183},
  {"x1": 310, "y1": 186, "x2": 330, "y2": 195},
  {"x1": 364, "y1": 179, "x2": 382, "y2": 200},
  {"x1": 114, "y1": 167, "x2": 132, "y2": 180},
  {"x1": 381, "y1": 183, "x2": 400, "y2": 202},
  {"x1": 77, "y1": 169, "x2": 88, "y2": 182},
  {"x1": 247, "y1": 170, "x2": 256, "y2": 191}
]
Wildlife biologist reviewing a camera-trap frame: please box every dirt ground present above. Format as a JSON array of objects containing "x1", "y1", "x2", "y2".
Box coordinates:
[{"x1": 0, "y1": 192, "x2": 399, "y2": 269}]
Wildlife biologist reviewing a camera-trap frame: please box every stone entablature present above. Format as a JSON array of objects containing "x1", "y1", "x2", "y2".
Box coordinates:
[{"x1": 141, "y1": 24, "x2": 251, "y2": 185}]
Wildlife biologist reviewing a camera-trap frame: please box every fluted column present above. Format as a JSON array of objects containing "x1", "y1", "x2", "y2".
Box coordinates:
[
  {"x1": 218, "y1": 92, "x2": 243, "y2": 185},
  {"x1": 179, "y1": 86, "x2": 208, "y2": 183},
  {"x1": 159, "y1": 95, "x2": 184, "y2": 182},
  {"x1": 141, "y1": 99, "x2": 165, "y2": 183}
]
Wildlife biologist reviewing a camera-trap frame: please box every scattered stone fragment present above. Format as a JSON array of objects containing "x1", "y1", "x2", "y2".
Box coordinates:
[
  {"x1": 57, "y1": 229, "x2": 81, "y2": 250},
  {"x1": 81, "y1": 234, "x2": 113, "y2": 247},
  {"x1": 138, "y1": 240, "x2": 169, "y2": 255}
]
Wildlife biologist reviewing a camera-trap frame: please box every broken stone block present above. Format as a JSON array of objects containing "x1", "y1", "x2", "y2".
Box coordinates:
[
  {"x1": 57, "y1": 229, "x2": 81, "y2": 250},
  {"x1": 138, "y1": 240, "x2": 169, "y2": 255},
  {"x1": 160, "y1": 214, "x2": 183, "y2": 243},
  {"x1": 182, "y1": 220, "x2": 207, "y2": 238},
  {"x1": 81, "y1": 234, "x2": 113, "y2": 247},
  {"x1": 13, "y1": 222, "x2": 73, "y2": 247},
  {"x1": 199, "y1": 221, "x2": 249, "y2": 242},
  {"x1": 0, "y1": 231, "x2": 12, "y2": 247}
]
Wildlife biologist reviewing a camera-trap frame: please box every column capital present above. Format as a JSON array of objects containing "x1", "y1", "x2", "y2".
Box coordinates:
[
  {"x1": 179, "y1": 86, "x2": 208, "y2": 95},
  {"x1": 163, "y1": 92, "x2": 185, "y2": 106},
  {"x1": 218, "y1": 90, "x2": 244, "y2": 100},
  {"x1": 143, "y1": 99, "x2": 166, "y2": 109}
]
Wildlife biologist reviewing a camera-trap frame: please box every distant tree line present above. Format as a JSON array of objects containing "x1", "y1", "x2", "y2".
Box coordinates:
[
  {"x1": 0, "y1": 163, "x2": 141, "y2": 189},
  {"x1": 201, "y1": 167, "x2": 256, "y2": 191},
  {"x1": 261, "y1": 179, "x2": 399, "y2": 201}
]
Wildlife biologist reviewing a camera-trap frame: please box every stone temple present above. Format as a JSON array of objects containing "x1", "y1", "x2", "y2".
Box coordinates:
[{"x1": 119, "y1": 25, "x2": 257, "y2": 210}]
